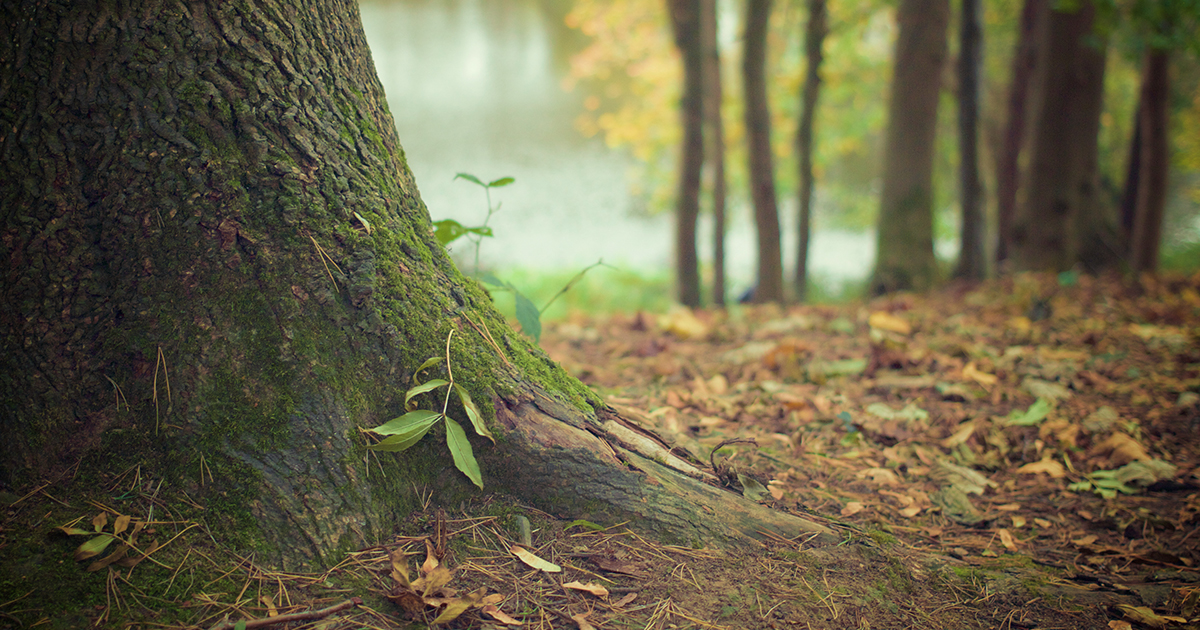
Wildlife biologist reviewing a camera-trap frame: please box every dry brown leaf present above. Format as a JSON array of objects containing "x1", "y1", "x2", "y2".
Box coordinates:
[
  {"x1": 112, "y1": 514, "x2": 131, "y2": 536},
  {"x1": 422, "y1": 538, "x2": 440, "y2": 574},
  {"x1": 1015, "y1": 457, "x2": 1066, "y2": 478},
  {"x1": 92, "y1": 512, "x2": 108, "y2": 532},
  {"x1": 1089, "y1": 432, "x2": 1151, "y2": 465},
  {"x1": 564, "y1": 581, "x2": 609, "y2": 598},
  {"x1": 941, "y1": 422, "x2": 975, "y2": 448},
  {"x1": 998, "y1": 528, "x2": 1018, "y2": 551},
  {"x1": 431, "y1": 586, "x2": 486, "y2": 625},
  {"x1": 613, "y1": 592, "x2": 638, "y2": 607},
  {"x1": 481, "y1": 604, "x2": 524, "y2": 625},
  {"x1": 593, "y1": 556, "x2": 646, "y2": 577},
  {"x1": 390, "y1": 547, "x2": 411, "y2": 587},
  {"x1": 995, "y1": 503, "x2": 1022, "y2": 511},
  {"x1": 857, "y1": 467, "x2": 900, "y2": 485},
  {"x1": 571, "y1": 611, "x2": 597, "y2": 630},
  {"x1": 841, "y1": 502, "x2": 865, "y2": 516},
  {"x1": 1011, "y1": 515, "x2": 1027, "y2": 528},
  {"x1": 511, "y1": 545, "x2": 562, "y2": 573}
]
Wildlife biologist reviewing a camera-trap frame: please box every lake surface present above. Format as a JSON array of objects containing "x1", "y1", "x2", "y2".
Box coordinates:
[{"x1": 358, "y1": 0, "x2": 875, "y2": 291}]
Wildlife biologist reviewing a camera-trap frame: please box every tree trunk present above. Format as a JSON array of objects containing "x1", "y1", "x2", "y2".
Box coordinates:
[
  {"x1": 1011, "y1": 0, "x2": 1107, "y2": 272},
  {"x1": 995, "y1": 0, "x2": 1043, "y2": 266},
  {"x1": 795, "y1": 0, "x2": 827, "y2": 303},
  {"x1": 743, "y1": 0, "x2": 785, "y2": 303},
  {"x1": 701, "y1": 0, "x2": 728, "y2": 306},
  {"x1": 1129, "y1": 49, "x2": 1171, "y2": 274},
  {"x1": 670, "y1": 0, "x2": 705, "y2": 307},
  {"x1": 870, "y1": 0, "x2": 949, "y2": 295},
  {"x1": 954, "y1": 0, "x2": 986, "y2": 281},
  {"x1": 0, "y1": 0, "x2": 834, "y2": 570}
]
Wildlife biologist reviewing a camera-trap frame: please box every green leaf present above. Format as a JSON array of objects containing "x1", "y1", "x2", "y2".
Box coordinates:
[
  {"x1": 369, "y1": 425, "x2": 439, "y2": 452},
  {"x1": 369, "y1": 410, "x2": 443, "y2": 437},
  {"x1": 454, "y1": 172, "x2": 484, "y2": 187},
  {"x1": 433, "y1": 219, "x2": 469, "y2": 245},
  {"x1": 234, "y1": 622, "x2": 247, "y2": 630},
  {"x1": 414, "y1": 356, "x2": 443, "y2": 376},
  {"x1": 405, "y1": 379, "x2": 449, "y2": 405},
  {"x1": 486, "y1": 176, "x2": 515, "y2": 188},
  {"x1": 478, "y1": 273, "x2": 511, "y2": 288},
  {"x1": 738, "y1": 474, "x2": 769, "y2": 501},
  {"x1": 57, "y1": 526, "x2": 93, "y2": 536},
  {"x1": 75, "y1": 534, "x2": 117, "y2": 562},
  {"x1": 445, "y1": 417, "x2": 483, "y2": 488},
  {"x1": 513, "y1": 290, "x2": 542, "y2": 342},
  {"x1": 564, "y1": 519, "x2": 604, "y2": 531},
  {"x1": 1006, "y1": 398, "x2": 1052, "y2": 426},
  {"x1": 454, "y1": 383, "x2": 494, "y2": 443}
]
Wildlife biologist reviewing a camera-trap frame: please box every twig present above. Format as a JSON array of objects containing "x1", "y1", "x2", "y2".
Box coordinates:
[{"x1": 206, "y1": 597, "x2": 362, "y2": 630}]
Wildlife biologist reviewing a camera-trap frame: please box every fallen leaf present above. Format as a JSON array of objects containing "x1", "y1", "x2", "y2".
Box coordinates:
[
  {"x1": 564, "y1": 581, "x2": 609, "y2": 598},
  {"x1": 1117, "y1": 604, "x2": 1185, "y2": 629},
  {"x1": 941, "y1": 422, "x2": 975, "y2": 448},
  {"x1": 841, "y1": 502, "x2": 865, "y2": 516},
  {"x1": 614, "y1": 592, "x2": 638, "y2": 607},
  {"x1": 997, "y1": 528, "x2": 1018, "y2": 551},
  {"x1": 1015, "y1": 457, "x2": 1066, "y2": 478},
  {"x1": 481, "y1": 604, "x2": 524, "y2": 625},
  {"x1": 431, "y1": 586, "x2": 486, "y2": 625},
  {"x1": 963, "y1": 362, "x2": 997, "y2": 386},
  {"x1": 1089, "y1": 432, "x2": 1151, "y2": 465},
  {"x1": 571, "y1": 612, "x2": 597, "y2": 630},
  {"x1": 511, "y1": 545, "x2": 561, "y2": 573},
  {"x1": 593, "y1": 556, "x2": 646, "y2": 577},
  {"x1": 659, "y1": 306, "x2": 708, "y2": 340},
  {"x1": 868, "y1": 311, "x2": 911, "y2": 335}
]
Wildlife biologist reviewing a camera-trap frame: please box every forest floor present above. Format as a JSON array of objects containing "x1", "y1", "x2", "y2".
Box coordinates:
[{"x1": 4, "y1": 272, "x2": 1200, "y2": 629}]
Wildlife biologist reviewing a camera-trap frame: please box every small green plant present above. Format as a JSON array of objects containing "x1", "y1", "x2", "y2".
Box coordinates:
[
  {"x1": 365, "y1": 330, "x2": 494, "y2": 488},
  {"x1": 433, "y1": 172, "x2": 607, "y2": 342}
]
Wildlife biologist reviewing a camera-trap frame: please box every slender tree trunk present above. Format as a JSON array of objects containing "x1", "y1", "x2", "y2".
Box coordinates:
[
  {"x1": 995, "y1": 0, "x2": 1043, "y2": 266},
  {"x1": 0, "y1": 0, "x2": 833, "y2": 570},
  {"x1": 1129, "y1": 49, "x2": 1171, "y2": 274},
  {"x1": 954, "y1": 0, "x2": 986, "y2": 280},
  {"x1": 870, "y1": 0, "x2": 949, "y2": 295},
  {"x1": 1120, "y1": 102, "x2": 1143, "y2": 241},
  {"x1": 1011, "y1": 0, "x2": 1107, "y2": 272},
  {"x1": 670, "y1": 0, "x2": 705, "y2": 307},
  {"x1": 795, "y1": 0, "x2": 827, "y2": 302},
  {"x1": 701, "y1": 0, "x2": 728, "y2": 306},
  {"x1": 743, "y1": 0, "x2": 785, "y2": 303}
]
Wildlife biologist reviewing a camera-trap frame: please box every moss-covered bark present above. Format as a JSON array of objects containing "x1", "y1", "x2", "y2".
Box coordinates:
[{"x1": 0, "y1": 0, "x2": 833, "y2": 570}]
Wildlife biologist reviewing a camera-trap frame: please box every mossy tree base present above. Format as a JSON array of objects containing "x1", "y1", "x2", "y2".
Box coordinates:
[{"x1": 0, "y1": 0, "x2": 831, "y2": 570}]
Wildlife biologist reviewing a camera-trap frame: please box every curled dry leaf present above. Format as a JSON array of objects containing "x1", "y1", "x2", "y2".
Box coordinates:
[
  {"x1": 997, "y1": 528, "x2": 1018, "y2": 551},
  {"x1": 1015, "y1": 457, "x2": 1066, "y2": 478},
  {"x1": 571, "y1": 611, "x2": 597, "y2": 630}
]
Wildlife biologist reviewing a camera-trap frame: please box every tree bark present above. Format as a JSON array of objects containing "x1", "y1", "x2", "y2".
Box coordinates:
[
  {"x1": 795, "y1": 0, "x2": 827, "y2": 303},
  {"x1": 870, "y1": 0, "x2": 949, "y2": 295},
  {"x1": 954, "y1": 0, "x2": 986, "y2": 281},
  {"x1": 701, "y1": 0, "x2": 728, "y2": 306},
  {"x1": 0, "y1": 0, "x2": 834, "y2": 570},
  {"x1": 670, "y1": 0, "x2": 705, "y2": 307},
  {"x1": 743, "y1": 0, "x2": 785, "y2": 303},
  {"x1": 1129, "y1": 49, "x2": 1171, "y2": 274},
  {"x1": 995, "y1": 0, "x2": 1043, "y2": 266},
  {"x1": 1011, "y1": 0, "x2": 1108, "y2": 272}
]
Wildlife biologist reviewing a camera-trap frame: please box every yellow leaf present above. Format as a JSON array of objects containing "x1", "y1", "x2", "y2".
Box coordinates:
[
  {"x1": 1015, "y1": 457, "x2": 1066, "y2": 478},
  {"x1": 92, "y1": 512, "x2": 108, "y2": 533},
  {"x1": 867, "y1": 311, "x2": 911, "y2": 335},
  {"x1": 511, "y1": 545, "x2": 561, "y2": 573},
  {"x1": 658, "y1": 306, "x2": 709, "y2": 340},
  {"x1": 563, "y1": 581, "x2": 609, "y2": 598},
  {"x1": 390, "y1": 547, "x2": 411, "y2": 588},
  {"x1": 420, "y1": 565, "x2": 454, "y2": 597},
  {"x1": 962, "y1": 362, "x2": 997, "y2": 386},
  {"x1": 1011, "y1": 515, "x2": 1027, "y2": 528},
  {"x1": 112, "y1": 514, "x2": 131, "y2": 536},
  {"x1": 431, "y1": 587, "x2": 486, "y2": 625}
]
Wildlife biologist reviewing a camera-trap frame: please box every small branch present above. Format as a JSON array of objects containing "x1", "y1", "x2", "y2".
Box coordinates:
[{"x1": 206, "y1": 597, "x2": 362, "y2": 630}]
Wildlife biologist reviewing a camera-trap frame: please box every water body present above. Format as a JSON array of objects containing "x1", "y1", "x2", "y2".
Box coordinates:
[{"x1": 359, "y1": 0, "x2": 874, "y2": 289}]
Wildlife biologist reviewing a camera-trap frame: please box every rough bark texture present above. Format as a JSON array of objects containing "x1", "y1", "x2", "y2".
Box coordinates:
[
  {"x1": 995, "y1": 0, "x2": 1043, "y2": 266},
  {"x1": 1129, "y1": 49, "x2": 1170, "y2": 274},
  {"x1": 870, "y1": 0, "x2": 949, "y2": 295},
  {"x1": 1011, "y1": 0, "x2": 1107, "y2": 272},
  {"x1": 743, "y1": 0, "x2": 784, "y2": 303},
  {"x1": 700, "y1": 0, "x2": 727, "y2": 306},
  {"x1": 795, "y1": 0, "x2": 827, "y2": 303},
  {"x1": 954, "y1": 0, "x2": 986, "y2": 280},
  {"x1": 0, "y1": 0, "x2": 834, "y2": 571},
  {"x1": 670, "y1": 0, "x2": 704, "y2": 307}
]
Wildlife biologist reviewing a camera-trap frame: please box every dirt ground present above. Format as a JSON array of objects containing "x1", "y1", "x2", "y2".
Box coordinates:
[{"x1": 3, "y1": 271, "x2": 1198, "y2": 629}]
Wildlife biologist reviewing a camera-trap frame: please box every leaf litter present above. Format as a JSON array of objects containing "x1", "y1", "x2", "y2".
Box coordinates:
[{"x1": 4, "y1": 272, "x2": 1199, "y2": 628}]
